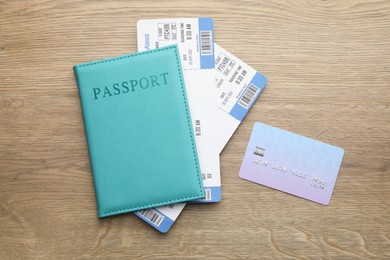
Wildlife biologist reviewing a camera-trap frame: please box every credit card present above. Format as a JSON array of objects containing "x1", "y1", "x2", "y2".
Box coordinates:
[
  {"x1": 215, "y1": 43, "x2": 267, "y2": 153},
  {"x1": 239, "y1": 122, "x2": 344, "y2": 205}
]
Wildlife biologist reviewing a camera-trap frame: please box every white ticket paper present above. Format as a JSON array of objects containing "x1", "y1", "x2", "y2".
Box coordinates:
[{"x1": 215, "y1": 43, "x2": 267, "y2": 153}]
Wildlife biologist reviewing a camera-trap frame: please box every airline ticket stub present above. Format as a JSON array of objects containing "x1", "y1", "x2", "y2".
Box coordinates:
[
  {"x1": 135, "y1": 203, "x2": 186, "y2": 233},
  {"x1": 215, "y1": 43, "x2": 267, "y2": 153}
]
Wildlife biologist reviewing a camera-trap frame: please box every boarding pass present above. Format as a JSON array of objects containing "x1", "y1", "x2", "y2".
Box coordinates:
[
  {"x1": 136, "y1": 18, "x2": 221, "y2": 232},
  {"x1": 134, "y1": 43, "x2": 267, "y2": 233}
]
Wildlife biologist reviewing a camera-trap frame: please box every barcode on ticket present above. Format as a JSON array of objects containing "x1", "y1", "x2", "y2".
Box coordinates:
[
  {"x1": 200, "y1": 30, "x2": 212, "y2": 56},
  {"x1": 137, "y1": 209, "x2": 164, "y2": 226},
  {"x1": 238, "y1": 83, "x2": 259, "y2": 109},
  {"x1": 198, "y1": 188, "x2": 211, "y2": 201}
]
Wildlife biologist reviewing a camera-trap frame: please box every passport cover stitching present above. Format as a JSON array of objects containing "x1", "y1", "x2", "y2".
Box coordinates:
[{"x1": 74, "y1": 46, "x2": 204, "y2": 217}]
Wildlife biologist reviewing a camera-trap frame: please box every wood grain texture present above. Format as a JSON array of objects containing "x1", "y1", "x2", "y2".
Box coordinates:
[{"x1": 1, "y1": 0, "x2": 389, "y2": 258}]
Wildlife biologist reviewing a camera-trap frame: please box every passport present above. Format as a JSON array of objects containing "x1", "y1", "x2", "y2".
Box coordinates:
[{"x1": 73, "y1": 45, "x2": 204, "y2": 218}]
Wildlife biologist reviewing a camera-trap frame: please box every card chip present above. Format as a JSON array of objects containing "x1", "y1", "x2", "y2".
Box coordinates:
[{"x1": 254, "y1": 147, "x2": 265, "y2": 157}]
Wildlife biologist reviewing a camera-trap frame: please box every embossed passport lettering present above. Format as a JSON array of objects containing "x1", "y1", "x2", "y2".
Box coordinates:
[
  {"x1": 239, "y1": 123, "x2": 344, "y2": 205},
  {"x1": 73, "y1": 45, "x2": 204, "y2": 218}
]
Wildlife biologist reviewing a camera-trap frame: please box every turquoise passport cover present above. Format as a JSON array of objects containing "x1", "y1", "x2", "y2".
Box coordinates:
[{"x1": 73, "y1": 45, "x2": 204, "y2": 218}]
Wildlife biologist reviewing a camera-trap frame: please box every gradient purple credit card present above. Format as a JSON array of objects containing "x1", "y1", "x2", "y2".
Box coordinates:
[{"x1": 239, "y1": 122, "x2": 344, "y2": 205}]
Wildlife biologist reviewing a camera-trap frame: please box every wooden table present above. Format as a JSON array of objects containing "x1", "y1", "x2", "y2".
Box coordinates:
[{"x1": 1, "y1": 1, "x2": 389, "y2": 258}]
